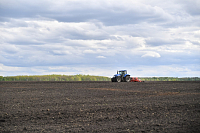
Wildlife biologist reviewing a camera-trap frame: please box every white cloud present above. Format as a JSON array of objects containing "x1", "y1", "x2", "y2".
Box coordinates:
[
  {"x1": 141, "y1": 52, "x2": 161, "y2": 58},
  {"x1": 96, "y1": 56, "x2": 106, "y2": 59},
  {"x1": 83, "y1": 49, "x2": 96, "y2": 54}
]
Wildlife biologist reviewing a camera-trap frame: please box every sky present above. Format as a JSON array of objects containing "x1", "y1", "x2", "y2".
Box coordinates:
[{"x1": 0, "y1": 0, "x2": 200, "y2": 77}]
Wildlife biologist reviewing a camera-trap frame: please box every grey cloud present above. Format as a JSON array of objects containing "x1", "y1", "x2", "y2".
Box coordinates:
[
  {"x1": 191, "y1": 41, "x2": 200, "y2": 46},
  {"x1": 0, "y1": 0, "x2": 52, "y2": 19},
  {"x1": 46, "y1": 5, "x2": 173, "y2": 26},
  {"x1": 145, "y1": 38, "x2": 183, "y2": 46},
  {"x1": 0, "y1": 0, "x2": 174, "y2": 26},
  {"x1": 1, "y1": 0, "x2": 199, "y2": 28},
  {"x1": 175, "y1": 0, "x2": 200, "y2": 16}
]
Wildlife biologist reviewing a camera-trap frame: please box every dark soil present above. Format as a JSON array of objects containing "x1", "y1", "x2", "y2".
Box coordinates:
[{"x1": 0, "y1": 81, "x2": 200, "y2": 132}]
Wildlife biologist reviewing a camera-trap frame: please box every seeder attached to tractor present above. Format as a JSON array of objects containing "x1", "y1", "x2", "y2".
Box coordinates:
[{"x1": 130, "y1": 77, "x2": 144, "y2": 82}]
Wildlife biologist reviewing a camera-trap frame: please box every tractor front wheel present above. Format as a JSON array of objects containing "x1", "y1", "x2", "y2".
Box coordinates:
[{"x1": 117, "y1": 77, "x2": 121, "y2": 82}]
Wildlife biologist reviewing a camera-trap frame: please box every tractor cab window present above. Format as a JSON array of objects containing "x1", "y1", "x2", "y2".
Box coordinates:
[
  {"x1": 119, "y1": 71, "x2": 127, "y2": 75},
  {"x1": 119, "y1": 71, "x2": 123, "y2": 75}
]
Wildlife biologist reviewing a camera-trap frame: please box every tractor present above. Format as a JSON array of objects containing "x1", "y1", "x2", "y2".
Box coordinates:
[{"x1": 111, "y1": 70, "x2": 131, "y2": 82}]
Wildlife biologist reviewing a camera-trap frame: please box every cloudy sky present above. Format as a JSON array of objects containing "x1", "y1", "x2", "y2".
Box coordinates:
[{"x1": 0, "y1": 0, "x2": 200, "y2": 77}]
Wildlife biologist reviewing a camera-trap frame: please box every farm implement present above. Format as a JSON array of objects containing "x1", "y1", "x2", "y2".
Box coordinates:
[
  {"x1": 130, "y1": 77, "x2": 144, "y2": 82},
  {"x1": 111, "y1": 70, "x2": 144, "y2": 82}
]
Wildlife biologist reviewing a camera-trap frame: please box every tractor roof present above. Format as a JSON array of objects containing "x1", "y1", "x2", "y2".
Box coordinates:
[{"x1": 119, "y1": 70, "x2": 127, "y2": 72}]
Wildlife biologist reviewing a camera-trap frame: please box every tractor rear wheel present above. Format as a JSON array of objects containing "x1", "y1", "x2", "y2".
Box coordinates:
[{"x1": 125, "y1": 76, "x2": 130, "y2": 82}]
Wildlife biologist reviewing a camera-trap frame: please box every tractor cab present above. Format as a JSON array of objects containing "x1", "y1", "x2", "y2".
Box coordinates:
[
  {"x1": 118, "y1": 70, "x2": 127, "y2": 75},
  {"x1": 118, "y1": 70, "x2": 127, "y2": 77}
]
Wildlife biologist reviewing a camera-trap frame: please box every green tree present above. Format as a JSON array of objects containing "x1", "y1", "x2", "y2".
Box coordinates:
[{"x1": 74, "y1": 76, "x2": 81, "y2": 81}]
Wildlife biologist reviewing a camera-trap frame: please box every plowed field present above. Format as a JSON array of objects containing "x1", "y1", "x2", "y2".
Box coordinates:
[{"x1": 1, "y1": 81, "x2": 200, "y2": 132}]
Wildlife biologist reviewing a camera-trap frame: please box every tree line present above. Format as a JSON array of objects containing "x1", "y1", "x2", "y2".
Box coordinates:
[
  {"x1": 0, "y1": 75, "x2": 110, "y2": 81},
  {"x1": 0, "y1": 75, "x2": 199, "y2": 81}
]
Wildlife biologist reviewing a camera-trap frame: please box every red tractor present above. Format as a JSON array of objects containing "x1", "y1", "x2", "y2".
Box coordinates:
[{"x1": 130, "y1": 77, "x2": 144, "y2": 82}]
